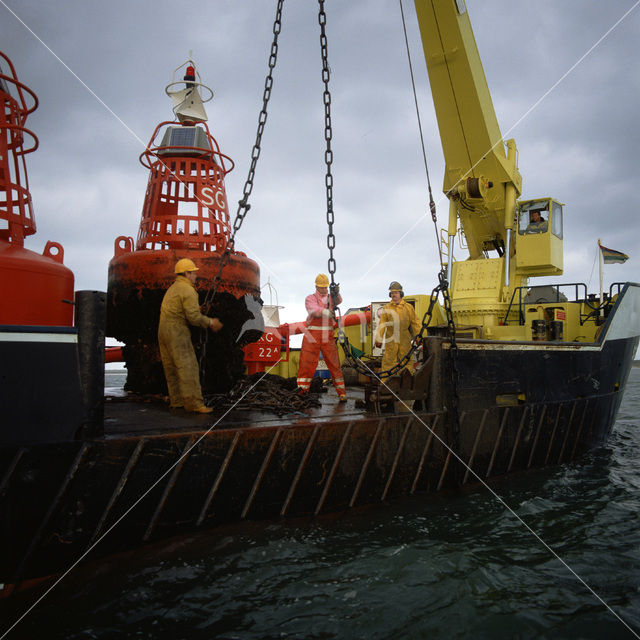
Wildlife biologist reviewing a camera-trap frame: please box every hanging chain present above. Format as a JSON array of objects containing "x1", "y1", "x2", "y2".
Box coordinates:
[
  {"x1": 317, "y1": 0, "x2": 346, "y2": 349},
  {"x1": 398, "y1": 0, "x2": 458, "y2": 436},
  {"x1": 231, "y1": 0, "x2": 284, "y2": 254},
  {"x1": 318, "y1": 0, "x2": 336, "y2": 289},
  {"x1": 339, "y1": 0, "x2": 461, "y2": 459},
  {"x1": 339, "y1": 281, "x2": 441, "y2": 379},
  {"x1": 198, "y1": 0, "x2": 284, "y2": 375},
  {"x1": 203, "y1": 0, "x2": 283, "y2": 312},
  {"x1": 439, "y1": 266, "x2": 461, "y2": 463}
]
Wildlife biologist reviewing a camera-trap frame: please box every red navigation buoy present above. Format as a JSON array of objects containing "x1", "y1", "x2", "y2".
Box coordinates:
[
  {"x1": 107, "y1": 60, "x2": 262, "y2": 395},
  {"x1": 0, "y1": 51, "x2": 74, "y2": 326},
  {"x1": 0, "y1": 51, "x2": 85, "y2": 443}
]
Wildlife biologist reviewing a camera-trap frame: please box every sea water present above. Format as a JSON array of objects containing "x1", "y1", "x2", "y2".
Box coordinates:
[{"x1": 4, "y1": 370, "x2": 640, "y2": 639}]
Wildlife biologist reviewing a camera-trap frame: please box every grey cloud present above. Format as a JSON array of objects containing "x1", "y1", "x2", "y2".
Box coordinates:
[{"x1": 1, "y1": 0, "x2": 638, "y2": 321}]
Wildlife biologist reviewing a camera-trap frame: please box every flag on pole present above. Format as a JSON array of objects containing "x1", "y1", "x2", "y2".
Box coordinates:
[{"x1": 599, "y1": 241, "x2": 629, "y2": 265}]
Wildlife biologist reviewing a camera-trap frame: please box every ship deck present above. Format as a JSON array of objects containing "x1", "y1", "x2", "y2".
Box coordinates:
[{"x1": 103, "y1": 386, "x2": 368, "y2": 438}]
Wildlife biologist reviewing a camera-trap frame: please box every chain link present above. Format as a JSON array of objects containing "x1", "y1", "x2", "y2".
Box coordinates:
[
  {"x1": 341, "y1": 1, "x2": 460, "y2": 397},
  {"x1": 232, "y1": 1, "x2": 283, "y2": 244},
  {"x1": 198, "y1": 0, "x2": 284, "y2": 376},
  {"x1": 339, "y1": 280, "x2": 442, "y2": 379},
  {"x1": 316, "y1": 0, "x2": 346, "y2": 349},
  {"x1": 318, "y1": 0, "x2": 337, "y2": 288},
  {"x1": 317, "y1": 0, "x2": 460, "y2": 461},
  {"x1": 439, "y1": 266, "x2": 461, "y2": 462}
]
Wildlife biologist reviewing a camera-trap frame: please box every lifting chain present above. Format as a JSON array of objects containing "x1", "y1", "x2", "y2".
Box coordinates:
[
  {"x1": 339, "y1": 278, "x2": 440, "y2": 379},
  {"x1": 341, "y1": 0, "x2": 461, "y2": 424},
  {"x1": 403, "y1": 0, "x2": 460, "y2": 458},
  {"x1": 317, "y1": 0, "x2": 347, "y2": 353},
  {"x1": 310, "y1": 0, "x2": 460, "y2": 456},
  {"x1": 439, "y1": 265, "x2": 461, "y2": 459},
  {"x1": 198, "y1": 0, "x2": 284, "y2": 375},
  {"x1": 317, "y1": 0, "x2": 340, "y2": 308}
]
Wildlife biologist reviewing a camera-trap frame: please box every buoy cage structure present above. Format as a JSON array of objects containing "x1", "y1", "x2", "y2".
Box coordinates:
[
  {"x1": 0, "y1": 50, "x2": 75, "y2": 327},
  {"x1": 0, "y1": 50, "x2": 84, "y2": 444},
  {"x1": 107, "y1": 76, "x2": 262, "y2": 395}
]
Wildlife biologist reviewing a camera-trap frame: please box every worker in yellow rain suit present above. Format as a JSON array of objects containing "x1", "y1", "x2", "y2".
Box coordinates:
[
  {"x1": 374, "y1": 281, "x2": 420, "y2": 374},
  {"x1": 158, "y1": 258, "x2": 223, "y2": 413}
]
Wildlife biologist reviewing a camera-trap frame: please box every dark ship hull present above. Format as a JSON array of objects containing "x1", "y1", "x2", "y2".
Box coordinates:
[{"x1": 2, "y1": 282, "x2": 638, "y2": 594}]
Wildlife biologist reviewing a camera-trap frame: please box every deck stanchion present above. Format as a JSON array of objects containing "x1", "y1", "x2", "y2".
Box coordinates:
[
  {"x1": 411, "y1": 414, "x2": 440, "y2": 493},
  {"x1": 508, "y1": 406, "x2": 529, "y2": 472},
  {"x1": 144, "y1": 436, "x2": 196, "y2": 540},
  {"x1": 349, "y1": 419, "x2": 384, "y2": 507},
  {"x1": 463, "y1": 410, "x2": 487, "y2": 484},
  {"x1": 0, "y1": 447, "x2": 25, "y2": 497},
  {"x1": 13, "y1": 443, "x2": 89, "y2": 583},
  {"x1": 569, "y1": 399, "x2": 590, "y2": 461},
  {"x1": 583, "y1": 396, "x2": 602, "y2": 444},
  {"x1": 197, "y1": 432, "x2": 241, "y2": 526},
  {"x1": 543, "y1": 404, "x2": 563, "y2": 466},
  {"x1": 281, "y1": 425, "x2": 320, "y2": 516},
  {"x1": 314, "y1": 422, "x2": 353, "y2": 516},
  {"x1": 557, "y1": 401, "x2": 578, "y2": 464},
  {"x1": 88, "y1": 438, "x2": 146, "y2": 548},
  {"x1": 526, "y1": 405, "x2": 547, "y2": 469},
  {"x1": 436, "y1": 450, "x2": 451, "y2": 491},
  {"x1": 381, "y1": 416, "x2": 414, "y2": 501},
  {"x1": 437, "y1": 407, "x2": 458, "y2": 491},
  {"x1": 486, "y1": 408, "x2": 509, "y2": 478},
  {"x1": 242, "y1": 428, "x2": 282, "y2": 519}
]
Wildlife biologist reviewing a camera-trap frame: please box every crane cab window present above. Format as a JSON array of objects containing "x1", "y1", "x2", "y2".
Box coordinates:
[
  {"x1": 551, "y1": 201, "x2": 563, "y2": 238},
  {"x1": 518, "y1": 199, "x2": 563, "y2": 238},
  {"x1": 519, "y1": 204, "x2": 548, "y2": 234}
]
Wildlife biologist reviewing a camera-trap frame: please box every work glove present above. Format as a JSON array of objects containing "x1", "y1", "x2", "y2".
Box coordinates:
[{"x1": 209, "y1": 318, "x2": 223, "y2": 332}]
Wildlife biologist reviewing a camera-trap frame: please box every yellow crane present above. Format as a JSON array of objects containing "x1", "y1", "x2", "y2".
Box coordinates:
[{"x1": 415, "y1": 0, "x2": 563, "y2": 334}]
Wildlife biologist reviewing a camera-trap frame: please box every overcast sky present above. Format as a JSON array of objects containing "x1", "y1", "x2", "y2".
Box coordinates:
[{"x1": 2, "y1": 0, "x2": 639, "y2": 325}]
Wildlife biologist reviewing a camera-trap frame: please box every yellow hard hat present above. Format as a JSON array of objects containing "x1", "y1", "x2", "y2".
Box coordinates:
[
  {"x1": 389, "y1": 281, "x2": 404, "y2": 296},
  {"x1": 175, "y1": 258, "x2": 199, "y2": 274},
  {"x1": 315, "y1": 273, "x2": 330, "y2": 287}
]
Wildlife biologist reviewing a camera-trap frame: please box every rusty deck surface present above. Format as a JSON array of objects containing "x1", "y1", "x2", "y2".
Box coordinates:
[{"x1": 104, "y1": 386, "x2": 368, "y2": 438}]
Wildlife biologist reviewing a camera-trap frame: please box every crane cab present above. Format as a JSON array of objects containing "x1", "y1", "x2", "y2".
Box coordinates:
[{"x1": 515, "y1": 198, "x2": 564, "y2": 276}]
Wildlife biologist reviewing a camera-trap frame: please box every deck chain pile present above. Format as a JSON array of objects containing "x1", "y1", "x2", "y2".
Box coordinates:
[{"x1": 205, "y1": 374, "x2": 324, "y2": 416}]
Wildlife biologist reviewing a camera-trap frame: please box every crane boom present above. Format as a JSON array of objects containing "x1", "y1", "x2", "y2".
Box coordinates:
[
  {"x1": 414, "y1": 0, "x2": 563, "y2": 330},
  {"x1": 415, "y1": 0, "x2": 521, "y2": 259},
  {"x1": 415, "y1": 1, "x2": 519, "y2": 196}
]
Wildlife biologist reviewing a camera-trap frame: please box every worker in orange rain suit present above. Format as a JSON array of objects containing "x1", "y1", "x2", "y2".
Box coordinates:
[
  {"x1": 158, "y1": 258, "x2": 223, "y2": 414},
  {"x1": 374, "y1": 281, "x2": 421, "y2": 374},
  {"x1": 297, "y1": 273, "x2": 347, "y2": 402}
]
